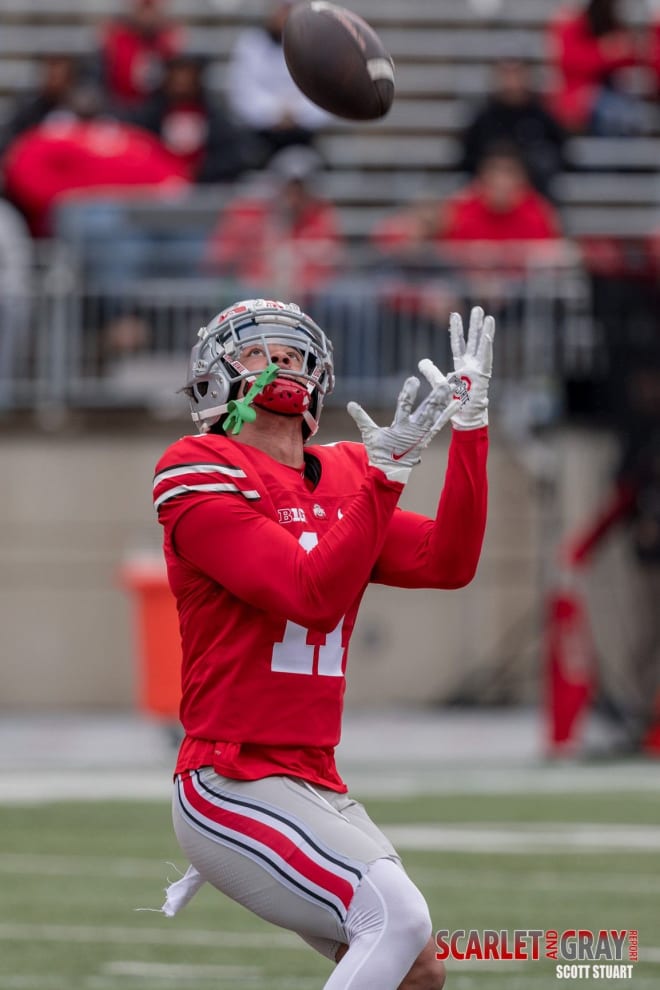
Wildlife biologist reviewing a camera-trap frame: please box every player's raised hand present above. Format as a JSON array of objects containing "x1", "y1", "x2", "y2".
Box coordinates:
[
  {"x1": 347, "y1": 361, "x2": 461, "y2": 484},
  {"x1": 448, "y1": 306, "x2": 495, "y2": 430}
]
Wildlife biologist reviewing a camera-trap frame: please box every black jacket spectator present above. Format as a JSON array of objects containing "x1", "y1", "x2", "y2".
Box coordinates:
[
  {"x1": 129, "y1": 56, "x2": 248, "y2": 183},
  {"x1": 460, "y1": 60, "x2": 566, "y2": 200},
  {"x1": 0, "y1": 56, "x2": 78, "y2": 156}
]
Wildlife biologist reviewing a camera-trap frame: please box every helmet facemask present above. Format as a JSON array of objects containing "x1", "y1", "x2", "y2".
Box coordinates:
[{"x1": 183, "y1": 299, "x2": 334, "y2": 440}]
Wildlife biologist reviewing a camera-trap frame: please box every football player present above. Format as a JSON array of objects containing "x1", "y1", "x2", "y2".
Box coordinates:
[{"x1": 153, "y1": 298, "x2": 494, "y2": 989}]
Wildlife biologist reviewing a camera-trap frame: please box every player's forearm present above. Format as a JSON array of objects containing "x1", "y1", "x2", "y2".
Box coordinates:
[
  {"x1": 372, "y1": 426, "x2": 488, "y2": 588},
  {"x1": 427, "y1": 426, "x2": 488, "y2": 586}
]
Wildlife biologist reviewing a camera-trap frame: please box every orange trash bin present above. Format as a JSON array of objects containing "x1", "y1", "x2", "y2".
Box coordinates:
[{"x1": 121, "y1": 555, "x2": 181, "y2": 721}]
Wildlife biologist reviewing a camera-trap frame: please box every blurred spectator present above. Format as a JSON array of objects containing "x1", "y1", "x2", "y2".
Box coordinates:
[
  {"x1": 441, "y1": 150, "x2": 564, "y2": 338},
  {"x1": 459, "y1": 60, "x2": 567, "y2": 199},
  {"x1": 129, "y1": 55, "x2": 248, "y2": 183},
  {"x1": 652, "y1": 14, "x2": 660, "y2": 94},
  {"x1": 98, "y1": 0, "x2": 183, "y2": 112},
  {"x1": 369, "y1": 197, "x2": 457, "y2": 330},
  {"x1": 225, "y1": 0, "x2": 330, "y2": 167},
  {"x1": 443, "y1": 149, "x2": 562, "y2": 251},
  {"x1": 651, "y1": 225, "x2": 660, "y2": 276},
  {"x1": 369, "y1": 153, "x2": 563, "y2": 330},
  {"x1": 371, "y1": 197, "x2": 446, "y2": 263},
  {"x1": 547, "y1": 0, "x2": 646, "y2": 135},
  {"x1": 0, "y1": 197, "x2": 32, "y2": 408},
  {"x1": 0, "y1": 56, "x2": 79, "y2": 155},
  {"x1": 206, "y1": 145, "x2": 342, "y2": 296},
  {"x1": 2, "y1": 83, "x2": 189, "y2": 236},
  {"x1": 372, "y1": 166, "x2": 558, "y2": 262}
]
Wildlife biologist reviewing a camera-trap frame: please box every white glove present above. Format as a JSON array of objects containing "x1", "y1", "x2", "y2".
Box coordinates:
[
  {"x1": 347, "y1": 360, "x2": 461, "y2": 483},
  {"x1": 448, "y1": 306, "x2": 495, "y2": 430}
]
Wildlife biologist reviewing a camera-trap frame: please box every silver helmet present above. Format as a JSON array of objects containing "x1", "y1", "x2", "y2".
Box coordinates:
[{"x1": 183, "y1": 298, "x2": 335, "y2": 439}]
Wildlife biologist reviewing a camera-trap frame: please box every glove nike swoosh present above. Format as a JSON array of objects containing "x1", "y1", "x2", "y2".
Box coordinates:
[{"x1": 391, "y1": 440, "x2": 422, "y2": 461}]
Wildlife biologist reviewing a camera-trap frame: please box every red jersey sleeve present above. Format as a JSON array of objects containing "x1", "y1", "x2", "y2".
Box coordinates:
[
  {"x1": 372, "y1": 426, "x2": 488, "y2": 588},
  {"x1": 155, "y1": 445, "x2": 403, "y2": 633}
]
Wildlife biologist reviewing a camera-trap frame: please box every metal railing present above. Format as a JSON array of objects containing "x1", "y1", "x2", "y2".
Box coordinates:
[{"x1": 2, "y1": 239, "x2": 596, "y2": 423}]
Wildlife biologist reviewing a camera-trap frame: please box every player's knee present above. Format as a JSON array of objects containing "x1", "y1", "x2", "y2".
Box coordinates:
[
  {"x1": 365, "y1": 858, "x2": 432, "y2": 953},
  {"x1": 391, "y1": 894, "x2": 433, "y2": 955}
]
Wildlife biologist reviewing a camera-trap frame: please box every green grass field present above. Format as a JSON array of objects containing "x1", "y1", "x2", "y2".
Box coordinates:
[{"x1": 1, "y1": 790, "x2": 658, "y2": 990}]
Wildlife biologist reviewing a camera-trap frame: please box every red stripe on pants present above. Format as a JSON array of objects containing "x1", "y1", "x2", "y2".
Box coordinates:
[{"x1": 182, "y1": 773, "x2": 356, "y2": 910}]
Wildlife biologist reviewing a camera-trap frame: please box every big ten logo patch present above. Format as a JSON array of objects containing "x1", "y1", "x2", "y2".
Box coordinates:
[{"x1": 278, "y1": 507, "x2": 307, "y2": 524}]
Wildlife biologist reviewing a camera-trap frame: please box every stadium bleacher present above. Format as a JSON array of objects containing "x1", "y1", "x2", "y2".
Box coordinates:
[{"x1": 0, "y1": 0, "x2": 657, "y2": 244}]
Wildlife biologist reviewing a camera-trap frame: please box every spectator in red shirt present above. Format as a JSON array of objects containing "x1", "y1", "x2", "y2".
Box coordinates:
[
  {"x1": 444, "y1": 149, "x2": 562, "y2": 251},
  {"x1": 442, "y1": 148, "x2": 565, "y2": 362},
  {"x1": 129, "y1": 55, "x2": 249, "y2": 183},
  {"x1": 98, "y1": 0, "x2": 183, "y2": 112},
  {"x1": 373, "y1": 152, "x2": 561, "y2": 265},
  {"x1": 441, "y1": 150, "x2": 564, "y2": 319},
  {"x1": 206, "y1": 146, "x2": 343, "y2": 297},
  {"x1": 651, "y1": 16, "x2": 660, "y2": 94},
  {"x1": 369, "y1": 152, "x2": 562, "y2": 335},
  {"x1": 1, "y1": 81, "x2": 192, "y2": 363},
  {"x1": 2, "y1": 84, "x2": 189, "y2": 237},
  {"x1": 547, "y1": 0, "x2": 646, "y2": 134}
]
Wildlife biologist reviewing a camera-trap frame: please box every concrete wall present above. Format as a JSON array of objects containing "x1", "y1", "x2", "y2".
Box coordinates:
[{"x1": 0, "y1": 412, "x2": 621, "y2": 712}]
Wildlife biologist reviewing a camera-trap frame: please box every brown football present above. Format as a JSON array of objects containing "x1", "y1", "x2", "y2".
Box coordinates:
[{"x1": 283, "y1": 2, "x2": 395, "y2": 121}]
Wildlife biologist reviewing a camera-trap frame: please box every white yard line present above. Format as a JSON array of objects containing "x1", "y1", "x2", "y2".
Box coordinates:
[
  {"x1": 413, "y1": 865, "x2": 660, "y2": 896},
  {"x1": 0, "y1": 852, "x2": 165, "y2": 878},
  {"x1": 0, "y1": 922, "x2": 302, "y2": 950},
  {"x1": 1, "y1": 922, "x2": 658, "y2": 966},
  {"x1": 0, "y1": 851, "x2": 657, "y2": 897},
  {"x1": 0, "y1": 979, "x2": 70, "y2": 990},
  {"x1": 0, "y1": 763, "x2": 659, "y2": 805},
  {"x1": 100, "y1": 960, "x2": 262, "y2": 980},
  {"x1": 347, "y1": 766, "x2": 660, "y2": 798},
  {"x1": 0, "y1": 770, "x2": 172, "y2": 805},
  {"x1": 386, "y1": 822, "x2": 660, "y2": 853}
]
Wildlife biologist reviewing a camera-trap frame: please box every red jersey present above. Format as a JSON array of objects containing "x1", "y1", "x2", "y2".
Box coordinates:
[
  {"x1": 154, "y1": 428, "x2": 488, "y2": 790},
  {"x1": 3, "y1": 119, "x2": 189, "y2": 235},
  {"x1": 547, "y1": 10, "x2": 639, "y2": 130},
  {"x1": 652, "y1": 19, "x2": 660, "y2": 92},
  {"x1": 444, "y1": 185, "x2": 561, "y2": 244},
  {"x1": 101, "y1": 20, "x2": 182, "y2": 106}
]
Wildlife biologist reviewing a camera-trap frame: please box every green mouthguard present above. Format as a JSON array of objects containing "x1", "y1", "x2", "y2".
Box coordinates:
[{"x1": 222, "y1": 363, "x2": 279, "y2": 435}]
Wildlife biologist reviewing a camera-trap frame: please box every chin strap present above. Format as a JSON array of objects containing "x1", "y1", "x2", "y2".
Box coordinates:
[
  {"x1": 302, "y1": 408, "x2": 319, "y2": 437},
  {"x1": 222, "y1": 363, "x2": 279, "y2": 435}
]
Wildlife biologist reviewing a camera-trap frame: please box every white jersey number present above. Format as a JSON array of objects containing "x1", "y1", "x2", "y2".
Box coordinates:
[{"x1": 271, "y1": 531, "x2": 345, "y2": 677}]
